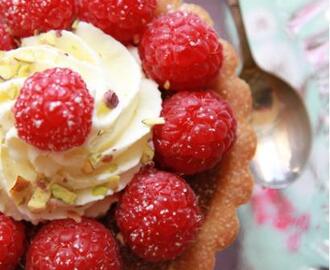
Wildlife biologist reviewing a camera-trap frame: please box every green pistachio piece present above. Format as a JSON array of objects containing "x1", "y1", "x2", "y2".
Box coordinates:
[
  {"x1": 141, "y1": 144, "x2": 155, "y2": 164},
  {"x1": 92, "y1": 185, "x2": 108, "y2": 196},
  {"x1": 142, "y1": 117, "x2": 165, "y2": 127},
  {"x1": 107, "y1": 163, "x2": 118, "y2": 173},
  {"x1": 27, "y1": 187, "x2": 51, "y2": 212},
  {"x1": 51, "y1": 184, "x2": 77, "y2": 205},
  {"x1": 107, "y1": 175, "x2": 120, "y2": 190}
]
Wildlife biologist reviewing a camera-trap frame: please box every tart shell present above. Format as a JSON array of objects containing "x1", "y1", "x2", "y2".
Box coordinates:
[{"x1": 169, "y1": 39, "x2": 257, "y2": 270}]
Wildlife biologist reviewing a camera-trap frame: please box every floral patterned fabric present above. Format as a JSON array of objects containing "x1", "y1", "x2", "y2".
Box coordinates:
[
  {"x1": 238, "y1": 0, "x2": 328, "y2": 269},
  {"x1": 190, "y1": 0, "x2": 328, "y2": 268}
]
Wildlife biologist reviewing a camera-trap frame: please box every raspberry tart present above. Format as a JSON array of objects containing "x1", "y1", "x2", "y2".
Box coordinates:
[{"x1": 0, "y1": 1, "x2": 256, "y2": 269}]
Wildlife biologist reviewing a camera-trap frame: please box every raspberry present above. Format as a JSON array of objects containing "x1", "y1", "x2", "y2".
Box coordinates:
[
  {"x1": 0, "y1": 22, "x2": 16, "y2": 50},
  {"x1": 14, "y1": 68, "x2": 94, "y2": 152},
  {"x1": 0, "y1": 0, "x2": 76, "y2": 38},
  {"x1": 26, "y1": 218, "x2": 122, "y2": 270},
  {"x1": 77, "y1": 0, "x2": 157, "y2": 44},
  {"x1": 153, "y1": 90, "x2": 237, "y2": 175},
  {"x1": 139, "y1": 11, "x2": 223, "y2": 91},
  {"x1": 116, "y1": 167, "x2": 202, "y2": 262},
  {"x1": 0, "y1": 213, "x2": 25, "y2": 270}
]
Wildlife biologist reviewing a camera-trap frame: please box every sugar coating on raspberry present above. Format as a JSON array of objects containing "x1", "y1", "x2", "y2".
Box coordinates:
[
  {"x1": 0, "y1": 0, "x2": 76, "y2": 38},
  {"x1": 0, "y1": 22, "x2": 16, "y2": 51},
  {"x1": 139, "y1": 11, "x2": 223, "y2": 91},
  {"x1": 77, "y1": 0, "x2": 157, "y2": 44},
  {"x1": 0, "y1": 213, "x2": 26, "y2": 270},
  {"x1": 153, "y1": 90, "x2": 237, "y2": 175},
  {"x1": 116, "y1": 167, "x2": 202, "y2": 262},
  {"x1": 26, "y1": 218, "x2": 121, "y2": 270},
  {"x1": 14, "y1": 68, "x2": 94, "y2": 152}
]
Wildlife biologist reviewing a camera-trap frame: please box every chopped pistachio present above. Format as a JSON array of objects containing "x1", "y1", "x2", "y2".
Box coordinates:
[
  {"x1": 36, "y1": 179, "x2": 48, "y2": 190},
  {"x1": 10, "y1": 176, "x2": 30, "y2": 192},
  {"x1": 72, "y1": 20, "x2": 80, "y2": 30},
  {"x1": 103, "y1": 90, "x2": 119, "y2": 109},
  {"x1": 36, "y1": 173, "x2": 47, "y2": 181},
  {"x1": 27, "y1": 187, "x2": 51, "y2": 212},
  {"x1": 82, "y1": 160, "x2": 94, "y2": 174},
  {"x1": 0, "y1": 90, "x2": 10, "y2": 102},
  {"x1": 8, "y1": 84, "x2": 19, "y2": 100},
  {"x1": 0, "y1": 63, "x2": 18, "y2": 80},
  {"x1": 10, "y1": 176, "x2": 31, "y2": 205},
  {"x1": 141, "y1": 144, "x2": 155, "y2": 164},
  {"x1": 39, "y1": 32, "x2": 56, "y2": 46},
  {"x1": 97, "y1": 130, "x2": 105, "y2": 136},
  {"x1": 35, "y1": 173, "x2": 51, "y2": 190},
  {"x1": 107, "y1": 175, "x2": 120, "y2": 190},
  {"x1": 107, "y1": 163, "x2": 118, "y2": 173},
  {"x1": 97, "y1": 101, "x2": 110, "y2": 117},
  {"x1": 55, "y1": 30, "x2": 63, "y2": 38},
  {"x1": 17, "y1": 64, "x2": 32, "y2": 77},
  {"x1": 92, "y1": 185, "x2": 108, "y2": 196},
  {"x1": 14, "y1": 51, "x2": 35, "y2": 63},
  {"x1": 89, "y1": 153, "x2": 102, "y2": 167},
  {"x1": 82, "y1": 153, "x2": 103, "y2": 174},
  {"x1": 51, "y1": 184, "x2": 77, "y2": 205},
  {"x1": 142, "y1": 117, "x2": 165, "y2": 127},
  {"x1": 0, "y1": 84, "x2": 19, "y2": 102}
]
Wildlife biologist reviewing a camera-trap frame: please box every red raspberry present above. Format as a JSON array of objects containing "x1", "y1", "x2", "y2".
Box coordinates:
[
  {"x1": 26, "y1": 218, "x2": 122, "y2": 270},
  {"x1": 0, "y1": 213, "x2": 25, "y2": 270},
  {"x1": 139, "y1": 11, "x2": 223, "y2": 91},
  {"x1": 116, "y1": 167, "x2": 202, "y2": 262},
  {"x1": 153, "y1": 90, "x2": 237, "y2": 175},
  {"x1": 0, "y1": 22, "x2": 16, "y2": 50},
  {"x1": 14, "y1": 68, "x2": 94, "y2": 152},
  {"x1": 0, "y1": 0, "x2": 76, "y2": 38},
  {"x1": 77, "y1": 0, "x2": 157, "y2": 44}
]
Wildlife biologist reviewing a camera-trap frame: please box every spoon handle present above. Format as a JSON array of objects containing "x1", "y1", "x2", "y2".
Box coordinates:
[{"x1": 227, "y1": 0, "x2": 256, "y2": 68}]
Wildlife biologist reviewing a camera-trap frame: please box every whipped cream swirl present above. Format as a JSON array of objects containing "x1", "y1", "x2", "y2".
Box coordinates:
[{"x1": 0, "y1": 22, "x2": 162, "y2": 223}]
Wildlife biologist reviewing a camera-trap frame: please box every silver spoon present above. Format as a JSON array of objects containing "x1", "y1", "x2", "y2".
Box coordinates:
[{"x1": 227, "y1": 0, "x2": 312, "y2": 188}]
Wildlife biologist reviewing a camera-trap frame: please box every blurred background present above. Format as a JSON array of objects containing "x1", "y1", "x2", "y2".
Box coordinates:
[{"x1": 190, "y1": 0, "x2": 329, "y2": 269}]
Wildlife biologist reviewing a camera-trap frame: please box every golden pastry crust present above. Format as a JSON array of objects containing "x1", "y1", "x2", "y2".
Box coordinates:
[
  {"x1": 168, "y1": 39, "x2": 257, "y2": 270},
  {"x1": 178, "y1": 3, "x2": 214, "y2": 26},
  {"x1": 156, "y1": 0, "x2": 182, "y2": 14},
  {"x1": 121, "y1": 4, "x2": 257, "y2": 270}
]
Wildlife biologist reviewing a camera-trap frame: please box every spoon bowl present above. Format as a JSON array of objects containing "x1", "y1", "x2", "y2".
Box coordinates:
[
  {"x1": 227, "y1": 0, "x2": 312, "y2": 188},
  {"x1": 189, "y1": 0, "x2": 312, "y2": 188},
  {"x1": 241, "y1": 67, "x2": 312, "y2": 188}
]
